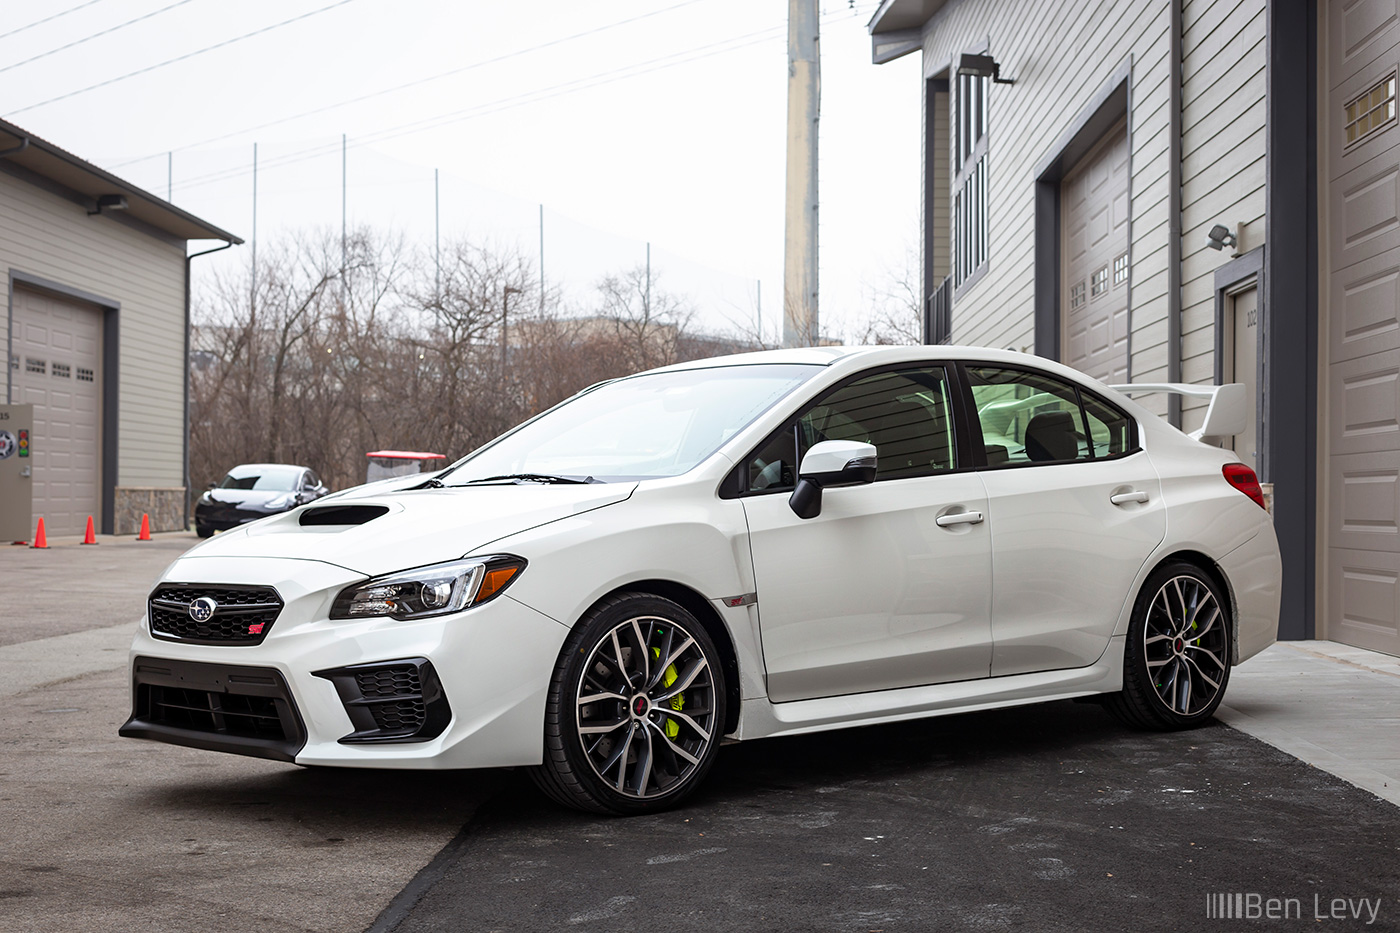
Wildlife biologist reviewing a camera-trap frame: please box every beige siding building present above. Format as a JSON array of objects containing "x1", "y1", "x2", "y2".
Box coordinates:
[
  {"x1": 0, "y1": 119, "x2": 239, "y2": 536},
  {"x1": 868, "y1": 0, "x2": 1400, "y2": 658}
]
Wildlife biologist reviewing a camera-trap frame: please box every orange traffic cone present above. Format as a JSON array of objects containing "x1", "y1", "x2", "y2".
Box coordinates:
[
  {"x1": 31, "y1": 517, "x2": 48, "y2": 549},
  {"x1": 137, "y1": 513, "x2": 151, "y2": 541},
  {"x1": 81, "y1": 515, "x2": 97, "y2": 545}
]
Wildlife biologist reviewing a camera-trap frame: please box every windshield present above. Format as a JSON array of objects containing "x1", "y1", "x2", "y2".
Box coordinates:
[
  {"x1": 446, "y1": 363, "x2": 822, "y2": 484},
  {"x1": 219, "y1": 465, "x2": 302, "y2": 491}
]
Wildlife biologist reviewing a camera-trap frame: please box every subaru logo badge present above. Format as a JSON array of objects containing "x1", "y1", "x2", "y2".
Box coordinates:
[{"x1": 189, "y1": 596, "x2": 218, "y2": 622}]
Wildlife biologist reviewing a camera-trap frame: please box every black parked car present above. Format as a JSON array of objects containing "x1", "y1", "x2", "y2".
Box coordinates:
[{"x1": 195, "y1": 463, "x2": 329, "y2": 537}]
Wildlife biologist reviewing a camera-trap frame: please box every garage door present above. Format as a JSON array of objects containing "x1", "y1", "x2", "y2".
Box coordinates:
[
  {"x1": 1325, "y1": 0, "x2": 1400, "y2": 656},
  {"x1": 11, "y1": 287, "x2": 102, "y2": 537},
  {"x1": 1061, "y1": 118, "x2": 1130, "y2": 384}
]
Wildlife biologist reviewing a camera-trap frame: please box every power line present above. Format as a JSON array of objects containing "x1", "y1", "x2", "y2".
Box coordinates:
[
  {"x1": 109, "y1": 0, "x2": 709, "y2": 169},
  {"x1": 0, "y1": 0, "x2": 112, "y2": 42},
  {"x1": 5, "y1": 0, "x2": 360, "y2": 117},
  {"x1": 0, "y1": 0, "x2": 201, "y2": 76},
  {"x1": 169, "y1": 21, "x2": 794, "y2": 194}
]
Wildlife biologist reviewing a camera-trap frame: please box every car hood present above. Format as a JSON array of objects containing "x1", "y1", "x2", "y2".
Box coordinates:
[
  {"x1": 202, "y1": 488, "x2": 292, "y2": 507},
  {"x1": 181, "y1": 482, "x2": 638, "y2": 577}
]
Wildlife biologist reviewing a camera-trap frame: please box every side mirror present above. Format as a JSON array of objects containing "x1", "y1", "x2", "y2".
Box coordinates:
[
  {"x1": 205, "y1": 482, "x2": 217, "y2": 490},
  {"x1": 789, "y1": 440, "x2": 877, "y2": 520}
]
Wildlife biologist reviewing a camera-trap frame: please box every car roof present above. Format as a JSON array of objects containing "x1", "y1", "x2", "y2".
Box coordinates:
[
  {"x1": 226, "y1": 463, "x2": 310, "y2": 472},
  {"x1": 649, "y1": 345, "x2": 1082, "y2": 376}
]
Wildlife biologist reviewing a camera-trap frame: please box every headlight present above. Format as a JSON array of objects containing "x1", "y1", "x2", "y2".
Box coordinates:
[{"x1": 329, "y1": 556, "x2": 526, "y2": 621}]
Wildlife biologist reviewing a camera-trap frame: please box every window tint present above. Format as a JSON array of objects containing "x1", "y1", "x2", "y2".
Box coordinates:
[
  {"x1": 966, "y1": 367, "x2": 1090, "y2": 465},
  {"x1": 746, "y1": 367, "x2": 956, "y2": 492}
]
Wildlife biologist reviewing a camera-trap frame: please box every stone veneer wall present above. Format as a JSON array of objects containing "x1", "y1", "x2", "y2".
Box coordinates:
[{"x1": 114, "y1": 486, "x2": 185, "y2": 535}]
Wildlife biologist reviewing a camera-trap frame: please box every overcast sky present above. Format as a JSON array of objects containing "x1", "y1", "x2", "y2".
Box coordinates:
[{"x1": 1, "y1": 0, "x2": 921, "y2": 340}]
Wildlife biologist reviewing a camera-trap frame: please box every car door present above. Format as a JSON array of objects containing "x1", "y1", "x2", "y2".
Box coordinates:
[
  {"x1": 739, "y1": 364, "x2": 993, "y2": 703},
  {"x1": 961, "y1": 363, "x2": 1165, "y2": 676}
]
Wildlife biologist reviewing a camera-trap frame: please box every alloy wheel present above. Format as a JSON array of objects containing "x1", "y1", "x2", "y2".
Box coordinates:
[
  {"x1": 1143, "y1": 574, "x2": 1228, "y2": 717},
  {"x1": 574, "y1": 615, "x2": 717, "y2": 800}
]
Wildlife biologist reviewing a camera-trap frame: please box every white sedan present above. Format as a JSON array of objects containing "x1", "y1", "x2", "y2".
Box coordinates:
[{"x1": 121, "y1": 346, "x2": 1280, "y2": 814}]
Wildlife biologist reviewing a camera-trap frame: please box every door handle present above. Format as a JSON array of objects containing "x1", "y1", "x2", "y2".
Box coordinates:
[
  {"x1": 936, "y1": 510, "x2": 984, "y2": 527},
  {"x1": 1110, "y1": 490, "x2": 1150, "y2": 505}
]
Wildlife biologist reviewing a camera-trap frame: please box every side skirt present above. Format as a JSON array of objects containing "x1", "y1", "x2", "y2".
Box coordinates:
[{"x1": 733, "y1": 636, "x2": 1125, "y2": 741}]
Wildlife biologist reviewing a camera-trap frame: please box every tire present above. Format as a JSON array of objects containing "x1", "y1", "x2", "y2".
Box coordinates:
[
  {"x1": 1105, "y1": 560, "x2": 1232, "y2": 731},
  {"x1": 530, "y1": 593, "x2": 727, "y2": 815},
  {"x1": 196, "y1": 524, "x2": 214, "y2": 539}
]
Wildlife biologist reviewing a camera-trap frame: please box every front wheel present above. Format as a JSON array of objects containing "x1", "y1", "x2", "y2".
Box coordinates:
[
  {"x1": 1105, "y1": 561, "x2": 1232, "y2": 730},
  {"x1": 530, "y1": 594, "x2": 727, "y2": 815}
]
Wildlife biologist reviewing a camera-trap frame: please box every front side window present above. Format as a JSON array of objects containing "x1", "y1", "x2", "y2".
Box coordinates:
[
  {"x1": 967, "y1": 366, "x2": 1136, "y2": 466},
  {"x1": 746, "y1": 367, "x2": 956, "y2": 492}
]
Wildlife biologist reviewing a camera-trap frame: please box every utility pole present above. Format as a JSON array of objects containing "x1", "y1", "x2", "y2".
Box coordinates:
[
  {"x1": 539, "y1": 204, "x2": 545, "y2": 311},
  {"x1": 434, "y1": 168, "x2": 440, "y2": 298},
  {"x1": 502, "y1": 285, "x2": 522, "y2": 380},
  {"x1": 251, "y1": 142, "x2": 257, "y2": 316},
  {"x1": 645, "y1": 242, "x2": 651, "y2": 314},
  {"x1": 783, "y1": 0, "x2": 820, "y2": 347},
  {"x1": 341, "y1": 133, "x2": 347, "y2": 303}
]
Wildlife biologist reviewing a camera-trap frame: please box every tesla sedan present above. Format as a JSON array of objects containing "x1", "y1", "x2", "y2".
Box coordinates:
[
  {"x1": 122, "y1": 347, "x2": 1280, "y2": 814},
  {"x1": 194, "y1": 463, "x2": 329, "y2": 537}
]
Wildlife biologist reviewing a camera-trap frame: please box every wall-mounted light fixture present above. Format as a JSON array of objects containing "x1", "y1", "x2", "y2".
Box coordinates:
[
  {"x1": 957, "y1": 52, "x2": 1015, "y2": 85},
  {"x1": 88, "y1": 194, "x2": 128, "y2": 216},
  {"x1": 1205, "y1": 223, "x2": 1238, "y2": 252}
]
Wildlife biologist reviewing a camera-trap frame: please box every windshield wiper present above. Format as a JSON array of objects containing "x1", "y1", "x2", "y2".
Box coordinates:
[{"x1": 455, "y1": 473, "x2": 600, "y2": 486}]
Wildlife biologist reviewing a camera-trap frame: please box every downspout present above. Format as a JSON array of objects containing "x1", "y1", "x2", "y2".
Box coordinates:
[
  {"x1": 1167, "y1": 0, "x2": 1183, "y2": 427},
  {"x1": 184, "y1": 240, "x2": 235, "y2": 530},
  {"x1": 1, "y1": 139, "x2": 28, "y2": 408}
]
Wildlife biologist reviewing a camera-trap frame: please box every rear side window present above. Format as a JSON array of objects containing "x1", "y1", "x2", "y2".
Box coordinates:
[
  {"x1": 967, "y1": 367, "x2": 1089, "y2": 465},
  {"x1": 966, "y1": 365, "x2": 1136, "y2": 466}
]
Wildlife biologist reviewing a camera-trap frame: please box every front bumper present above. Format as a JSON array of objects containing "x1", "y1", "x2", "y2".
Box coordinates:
[{"x1": 121, "y1": 556, "x2": 570, "y2": 769}]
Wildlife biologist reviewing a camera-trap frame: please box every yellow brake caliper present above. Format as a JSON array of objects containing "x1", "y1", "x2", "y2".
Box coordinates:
[{"x1": 652, "y1": 647, "x2": 683, "y2": 738}]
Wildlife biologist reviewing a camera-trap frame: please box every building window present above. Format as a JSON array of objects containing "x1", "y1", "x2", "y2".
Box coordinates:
[
  {"x1": 1346, "y1": 72, "x2": 1396, "y2": 146},
  {"x1": 1070, "y1": 281, "x2": 1086, "y2": 310},
  {"x1": 76, "y1": 367, "x2": 95, "y2": 383},
  {"x1": 1090, "y1": 266, "x2": 1109, "y2": 298},
  {"x1": 952, "y1": 66, "x2": 989, "y2": 291},
  {"x1": 52, "y1": 362, "x2": 71, "y2": 379},
  {"x1": 25, "y1": 358, "x2": 46, "y2": 375},
  {"x1": 1112, "y1": 253, "x2": 1129, "y2": 286}
]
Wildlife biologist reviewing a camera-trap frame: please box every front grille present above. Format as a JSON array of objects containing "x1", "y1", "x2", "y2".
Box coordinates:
[
  {"x1": 315, "y1": 658, "x2": 451, "y2": 744},
  {"x1": 149, "y1": 584, "x2": 283, "y2": 645},
  {"x1": 146, "y1": 685, "x2": 286, "y2": 740},
  {"x1": 120, "y1": 658, "x2": 307, "y2": 762}
]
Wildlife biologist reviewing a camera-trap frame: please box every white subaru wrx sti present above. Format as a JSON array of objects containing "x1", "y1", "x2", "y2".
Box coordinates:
[{"x1": 122, "y1": 346, "x2": 1281, "y2": 814}]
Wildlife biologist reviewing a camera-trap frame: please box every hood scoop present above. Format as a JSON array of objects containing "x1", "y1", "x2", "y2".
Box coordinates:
[{"x1": 299, "y1": 504, "x2": 390, "y2": 527}]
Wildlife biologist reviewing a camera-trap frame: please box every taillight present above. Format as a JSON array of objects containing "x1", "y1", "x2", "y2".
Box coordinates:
[{"x1": 1222, "y1": 462, "x2": 1267, "y2": 510}]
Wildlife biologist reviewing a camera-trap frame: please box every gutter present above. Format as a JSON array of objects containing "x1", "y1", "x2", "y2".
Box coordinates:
[
  {"x1": 184, "y1": 239, "x2": 236, "y2": 530},
  {"x1": 0, "y1": 137, "x2": 30, "y2": 159}
]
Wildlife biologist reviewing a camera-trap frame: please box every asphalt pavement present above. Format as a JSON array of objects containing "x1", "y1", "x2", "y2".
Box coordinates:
[
  {"x1": 2, "y1": 535, "x2": 1398, "y2": 932},
  {"x1": 379, "y1": 701, "x2": 1400, "y2": 932}
]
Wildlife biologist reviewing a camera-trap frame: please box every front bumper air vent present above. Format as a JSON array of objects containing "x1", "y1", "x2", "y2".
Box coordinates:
[{"x1": 313, "y1": 658, "x2": 452, "y2": 744}]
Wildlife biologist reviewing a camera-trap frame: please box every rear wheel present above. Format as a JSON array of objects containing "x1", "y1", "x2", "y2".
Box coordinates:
[
  {"x1": 531, "y1": 593, "x2": 727, "y2": 815},
  {"x1": 1105, "y1": 561, "x2": 1232, "y2": 730}
]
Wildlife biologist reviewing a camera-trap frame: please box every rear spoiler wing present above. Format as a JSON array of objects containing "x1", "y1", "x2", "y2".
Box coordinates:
[{"x1": 1107, "y1": 382, "x2": 1248, "y2": 441}]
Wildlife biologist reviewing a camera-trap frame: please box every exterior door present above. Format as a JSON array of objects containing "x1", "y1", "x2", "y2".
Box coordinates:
[
  {"x1": 741, "y1": 366, "x2": 993, "y2": 702},
  {"x1": 1226, "y1": 284, "x2": 1260, "y2": 473},
  {"x1": 11, "y1": 287, "x2": 103, "y2": 537},
  {"x1": 1325, "y1": 0, "x2": 1400, "y2": 656},
  {"x1": 963, "y1": 364, "x2": 1165, "y2": 676},
  {"x1": 1061, "y1": 118, "x2": 1131, "y2": 383}
]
